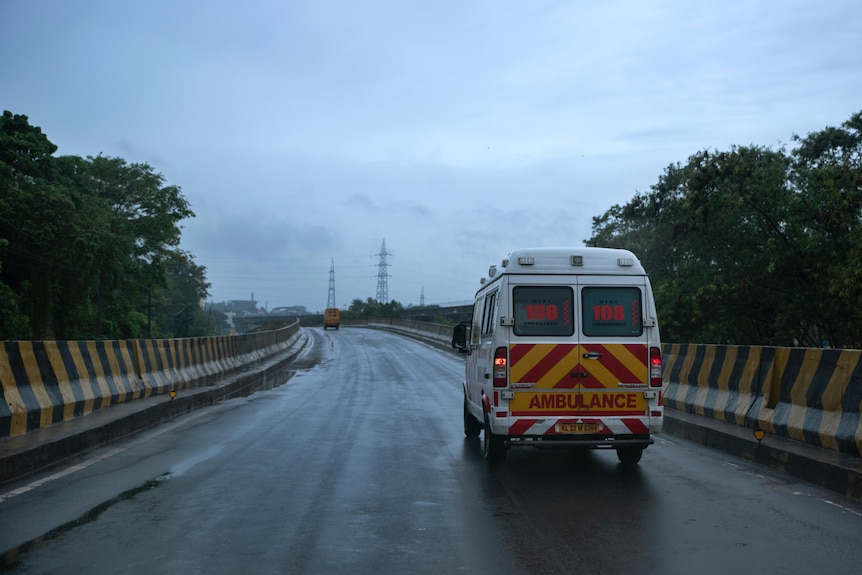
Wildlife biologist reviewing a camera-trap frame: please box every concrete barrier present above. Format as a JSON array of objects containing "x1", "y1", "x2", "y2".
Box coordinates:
[
  {"x1": 760, "y1": 347, "x2": 862, "y2": 456},
  {"x1": 663, "y1": 343, "x2": 862, "y2": 457},
  {"x1": 365, "y1": 319, "x2": 454, "y2": 351},
  {"x1": 663, "y1": 344, "x2": 773, "y2": 428},
  {"x1": 0, "y1": 321, "x2": 301, "y2": 439}
]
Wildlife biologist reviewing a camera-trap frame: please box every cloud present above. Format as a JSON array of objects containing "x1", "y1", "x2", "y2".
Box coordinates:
[{"x1": 3, "y1": 0, "x2": 861, "y2": 311}]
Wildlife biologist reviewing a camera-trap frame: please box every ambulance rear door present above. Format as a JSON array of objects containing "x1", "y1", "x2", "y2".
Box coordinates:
[
  {"x1": 575, "y1": 274, "x2": 652, "y2": 436},
  {"x1": 506, "y1": 277, "x2": 582, "y2": 426}
]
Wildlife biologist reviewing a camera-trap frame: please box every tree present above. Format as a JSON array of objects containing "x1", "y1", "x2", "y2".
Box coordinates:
[
  {"x1": 344, "y1": 297, "x2": 404, "y2": 320},
  {"x1": 0, "y1": 110, "x2": 204, "y2": 340},
  {"x1": 0, "y1": 111, "x2": 62, "y2": 338},
  {"x1": 591, "y1": 145, "x2": 797, "y2": 344},
  {"x1": 588, "y1": 110, "x2": 862, "y2": 347},
  {"x1": 151, "y1": 250, "x2": 213, "y2": 338},
  {"x1": 787, "y1": 111, "x2": 862, "y2": 347}
]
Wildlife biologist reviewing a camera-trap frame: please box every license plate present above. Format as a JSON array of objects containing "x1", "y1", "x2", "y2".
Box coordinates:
[{"x1": 557, "y1": 422, "x2": 602, "y2": 434}]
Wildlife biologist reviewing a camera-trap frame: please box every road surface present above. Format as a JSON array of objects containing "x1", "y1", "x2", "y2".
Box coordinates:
[{"x1": 2, "y1": 327, "x2": 861, "y2": 574}]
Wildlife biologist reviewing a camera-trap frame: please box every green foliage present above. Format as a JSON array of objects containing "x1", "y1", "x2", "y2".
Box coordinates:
[
  {"x1": 150, "y1": 251, "x2": 213, "y2": 338},
  {"x1": 588, "y1": 110, "x2": 862, "y2": 347},
  {"x1": 0, "y1": 111, "x2": 215, "y2": 340},
  {"x1": 0, "y1": 279, "x2": 30, "y2": 340},
  {"x1": 343, "y1": 297, "x2": 405, "y2": 320}
]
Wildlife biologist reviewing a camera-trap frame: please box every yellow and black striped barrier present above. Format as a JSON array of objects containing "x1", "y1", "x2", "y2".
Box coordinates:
[
  {"x1": 0, "y1": 340, "x2": 144, "y2": 437},
  {"x1": 663, "y1": 343, "x2": 862, "y2": 457},
  {"x1": 0, "y1": 321, "x2": 300, "y2": 439}
]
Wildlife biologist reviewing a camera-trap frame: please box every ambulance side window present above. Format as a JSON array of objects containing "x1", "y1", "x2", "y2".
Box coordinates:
[
  {"x1": 481, "y1": 290, "x2": 498, "y2": 337},
  {"x1": 581, "y1": 286, "x2": 644, "y2": 337},
  {"x1": 470, "y1": 297, "x2": 483, "y2": 346}
]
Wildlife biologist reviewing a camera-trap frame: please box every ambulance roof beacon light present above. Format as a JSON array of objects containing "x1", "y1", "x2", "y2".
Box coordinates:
[
  {"x1": 571, "y1": 255, "x2": 583, "y2": 266},
  {"x1": 618, "y1": 257, "x2": 635, "y2": 267},
  {"x1": 518, "y1": 256, "x2": 535, "y2": 265}
]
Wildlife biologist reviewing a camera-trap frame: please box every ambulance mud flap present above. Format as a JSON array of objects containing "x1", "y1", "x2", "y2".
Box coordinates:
[{"x1": 483, "y1": 410, "x2": 507, "y2": 463}]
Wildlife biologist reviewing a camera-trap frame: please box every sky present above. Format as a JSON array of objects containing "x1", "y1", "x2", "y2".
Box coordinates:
[{"x1": 2, "y1": 1, "x2": 861, "y2": 313}]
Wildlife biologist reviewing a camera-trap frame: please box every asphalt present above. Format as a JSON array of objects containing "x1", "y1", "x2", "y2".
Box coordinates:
[
  {"x1": 2, "y1": 330, "x2": 861, "y2": 503},
  {"x1": 0, "y1": 333, "x2": 310, "y2": 486}
]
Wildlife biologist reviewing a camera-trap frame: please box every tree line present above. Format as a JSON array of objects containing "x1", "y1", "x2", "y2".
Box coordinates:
[
  {"x1": 0, "y1": 111, "x2": 223, "y2": 340},
  {"x1": 587, "y1": 110, "x2": 862, "y2": 348}
]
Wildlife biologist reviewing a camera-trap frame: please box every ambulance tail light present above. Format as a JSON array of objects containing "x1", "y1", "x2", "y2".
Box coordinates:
[
  {"x1": 649, "y1": 346, "x2": 663, "y2": 387},
  {"x1": 493, "y1": 347, "x2": 508, "y2": 388}
]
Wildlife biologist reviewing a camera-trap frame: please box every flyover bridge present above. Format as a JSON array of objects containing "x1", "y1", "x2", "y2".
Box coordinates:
[{"x1": 2, "y1": 318, "x2": 861, "y2": 500}]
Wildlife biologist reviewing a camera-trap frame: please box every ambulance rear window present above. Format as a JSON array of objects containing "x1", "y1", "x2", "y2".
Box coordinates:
[
  {"x1": 581, "y1": 287, "x2": 643, "y2": 337},
  {"x1": 513, "y1": 286, "x2": 574, "y2": 336}
]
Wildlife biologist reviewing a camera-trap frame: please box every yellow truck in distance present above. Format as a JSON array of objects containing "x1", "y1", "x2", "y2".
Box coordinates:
[{"x1": 323, "y1": 308, "x2": 341, "y2": 330}]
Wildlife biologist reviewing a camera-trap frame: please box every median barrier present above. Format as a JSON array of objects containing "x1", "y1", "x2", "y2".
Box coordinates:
[
  {"x1": 365, "y1": 319, "x2": 453, "y2": 350},
  {"x1": 0, "y1": 320, "x2": 302, "y2": 440}
]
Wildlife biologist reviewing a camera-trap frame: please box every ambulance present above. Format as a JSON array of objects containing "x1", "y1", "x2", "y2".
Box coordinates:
[{"x1": 451, "y1": 247, "x2": 664, "y2": 464}]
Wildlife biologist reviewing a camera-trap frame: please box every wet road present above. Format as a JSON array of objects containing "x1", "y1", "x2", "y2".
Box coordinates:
[{"x1": 2, "y1": 327, "x2": 862, "y2": 574}]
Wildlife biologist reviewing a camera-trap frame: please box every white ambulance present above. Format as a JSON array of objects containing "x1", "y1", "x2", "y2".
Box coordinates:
[{"x1": 451, "y1": 247, "x2": 664, "y2": 464}]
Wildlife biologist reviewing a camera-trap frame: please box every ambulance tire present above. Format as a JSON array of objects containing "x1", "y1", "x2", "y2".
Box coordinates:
[
  {"x1": 464, "y1": 397, "x2": 482, "y2": 437},
  {"x1": 483, "y1": 411, "x2": 507, "y2": 463},
  {"x1": 616, "y1": 446, "x2": 643, "y2": 465}
]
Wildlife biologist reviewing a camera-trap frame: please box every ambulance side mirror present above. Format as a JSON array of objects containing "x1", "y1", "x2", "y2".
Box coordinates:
[{"x1": 451, "y1": 321, "x2": 470, "y2": 353}]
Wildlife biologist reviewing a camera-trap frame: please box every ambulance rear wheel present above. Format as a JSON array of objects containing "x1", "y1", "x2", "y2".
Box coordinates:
[
  {"x1": 616, "y1": 446, "x2": 643, "y2": 465},
  {"x1": 483, "y1": 412, "x2": 506, "y2": 463},
  {"x1": 464, "y1": 397, "x2": 482, "y2": 437}
]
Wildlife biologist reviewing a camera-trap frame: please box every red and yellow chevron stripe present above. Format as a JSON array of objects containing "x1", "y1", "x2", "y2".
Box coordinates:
[{"x1": 509, "y1": 343, "x2": 648, "y2": 389}]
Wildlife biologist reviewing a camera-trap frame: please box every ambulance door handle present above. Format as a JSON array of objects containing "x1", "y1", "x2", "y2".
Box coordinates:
[
  {"x1": 570, "y1": 371, "x2": 589, "y2": 378},
  {"x1": 583, "y1": 352, "x2": 603, "y2": 359}
]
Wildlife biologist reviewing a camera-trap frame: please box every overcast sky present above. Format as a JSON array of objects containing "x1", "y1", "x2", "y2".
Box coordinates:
[{"x1": 2, "y1": 1, "x2": 861, "y2": 312}]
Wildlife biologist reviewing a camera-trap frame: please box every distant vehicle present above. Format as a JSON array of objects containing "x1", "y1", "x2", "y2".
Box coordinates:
[
  {"x1": 452, "y1": 247, "x2": 664, "y2": 464},
  {"x1": 323, "y1": 308, "x2": 341, "y2": 330}
]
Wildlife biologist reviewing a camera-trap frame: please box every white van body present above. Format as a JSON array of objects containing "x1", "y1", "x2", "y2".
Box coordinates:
[{"x1": 452, "y1": 247, "x2": 664, "y2": 464}]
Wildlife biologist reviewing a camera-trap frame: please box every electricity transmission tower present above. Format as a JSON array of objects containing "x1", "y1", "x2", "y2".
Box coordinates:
[
  {"x1": 419, "y1": 286, "x2": 425, "y2": 306},
  {"x1": 327, "y1": 259, "x2": 336, "y2": 308},
  {"x1": 375, "y1": 239, "x2": 391, "y2": 303}
]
